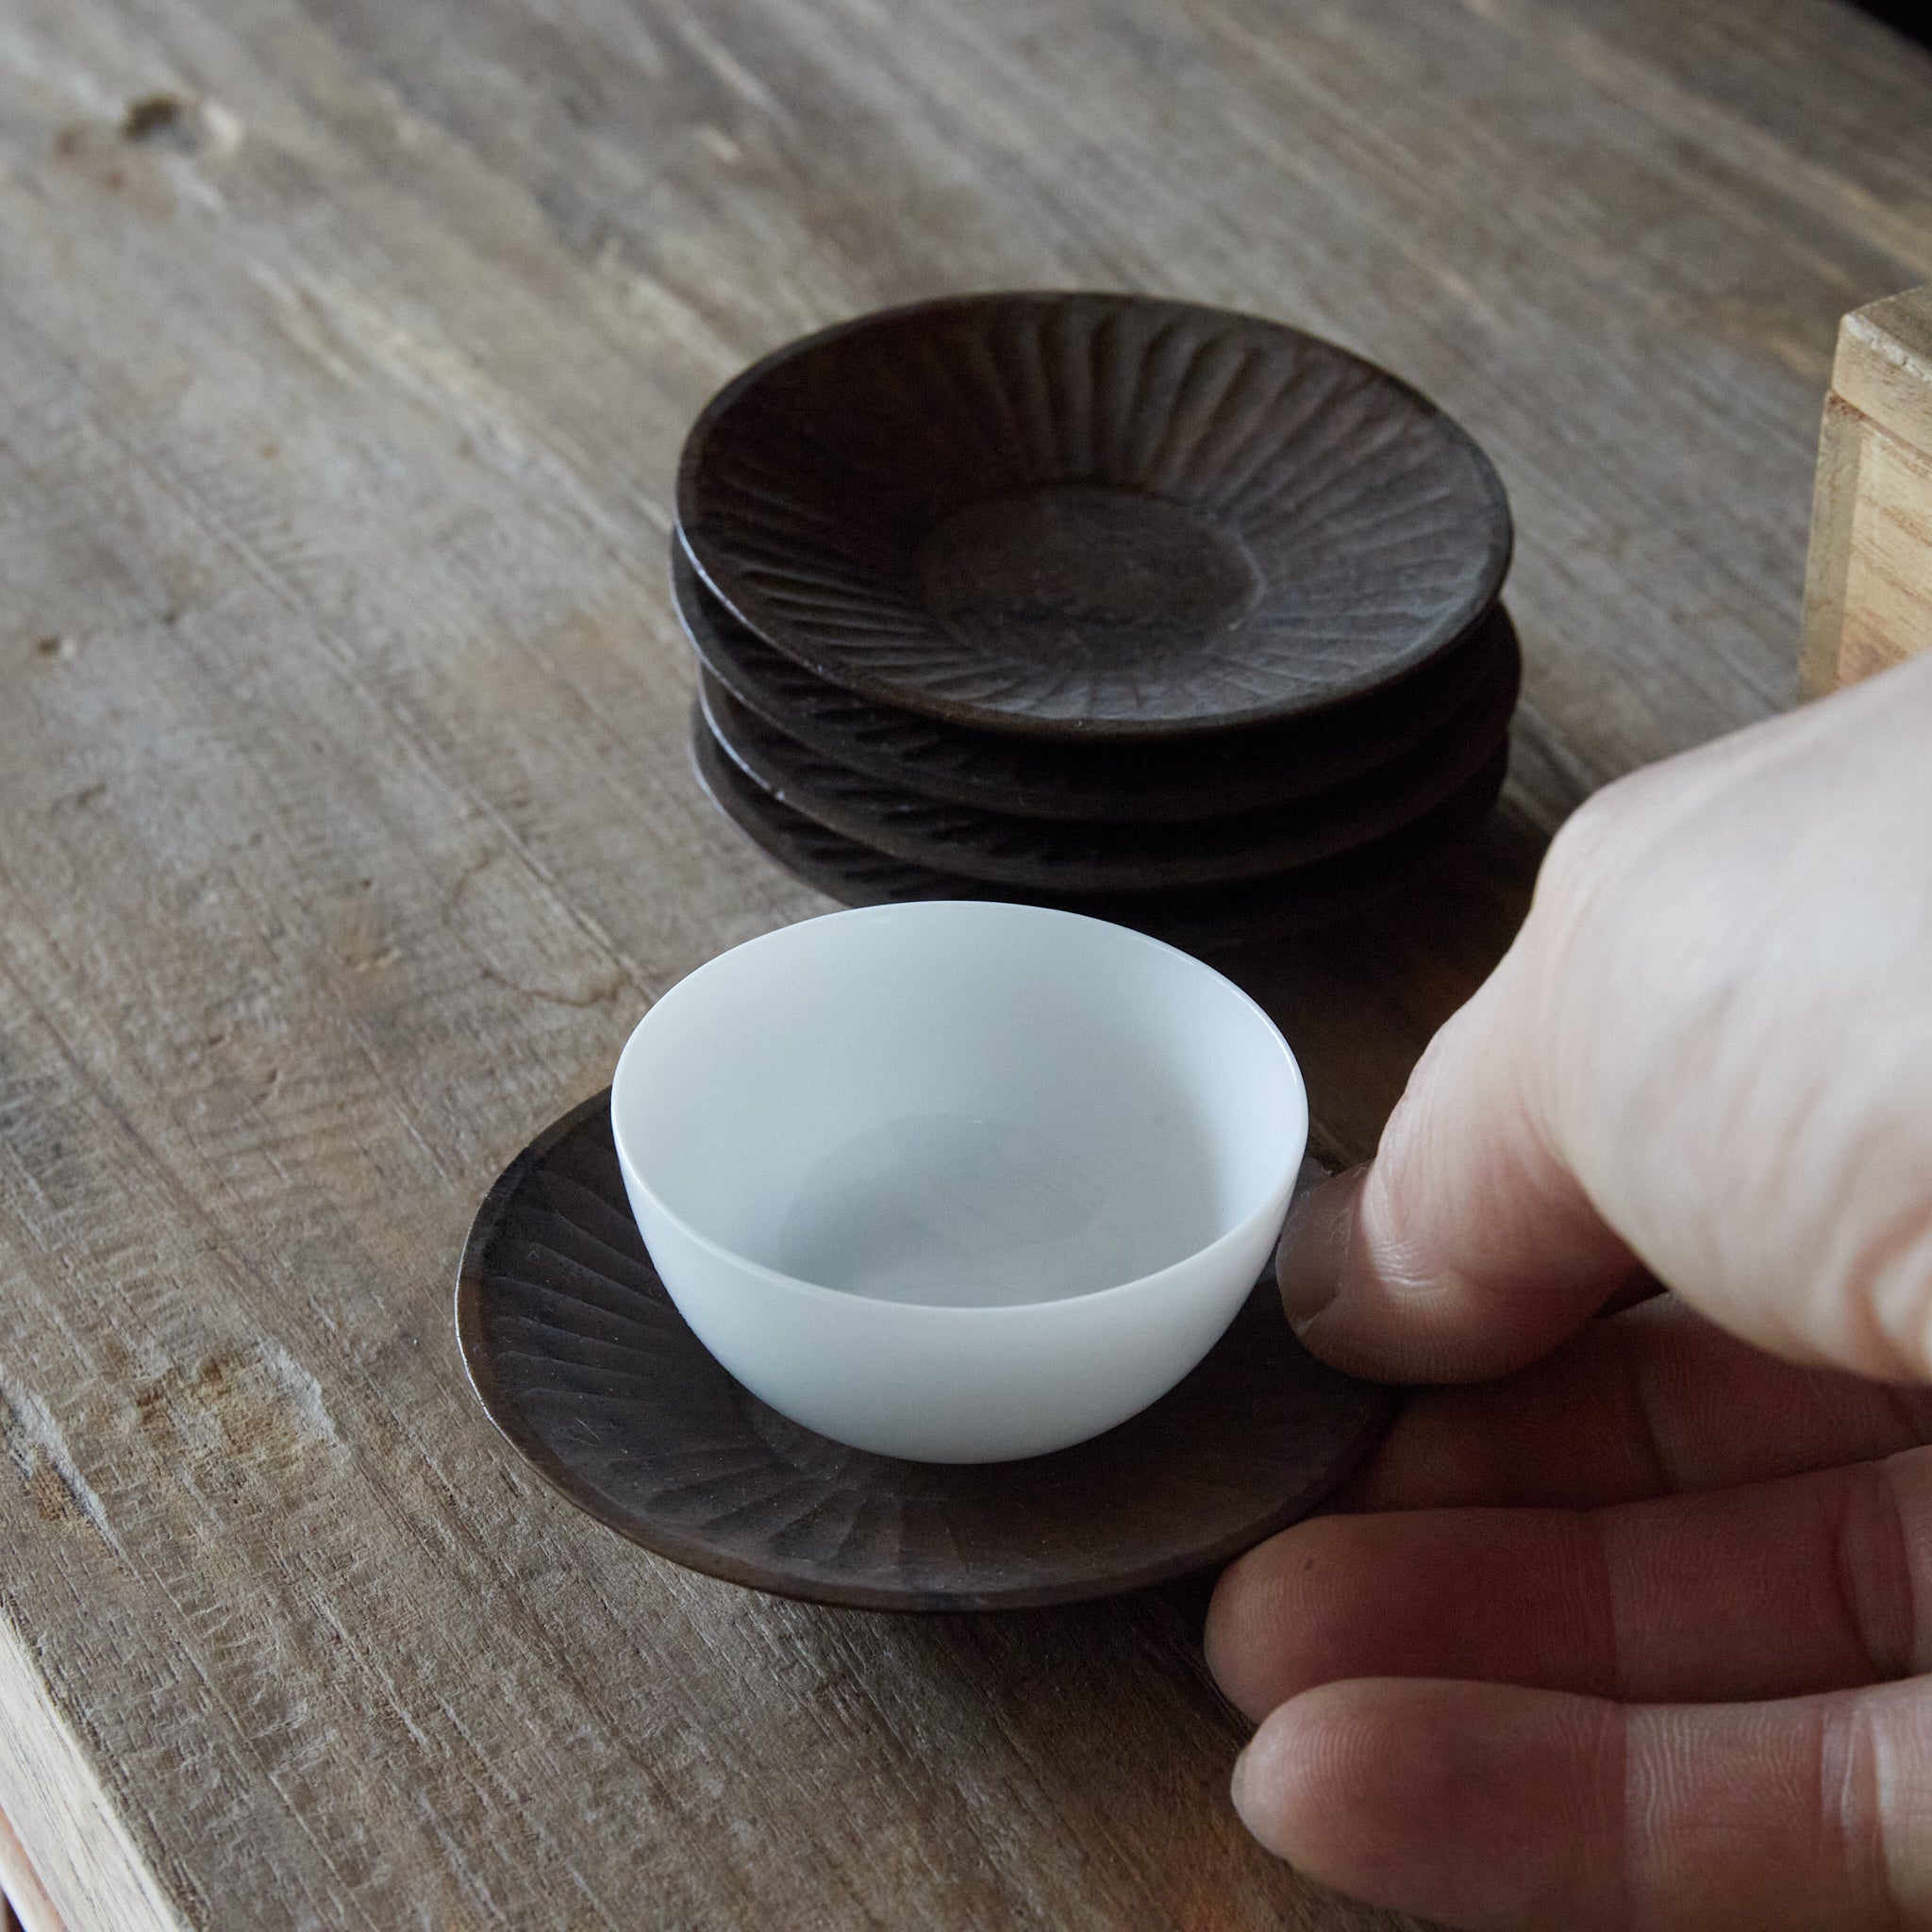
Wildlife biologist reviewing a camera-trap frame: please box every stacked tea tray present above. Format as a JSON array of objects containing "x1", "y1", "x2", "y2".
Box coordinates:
[{"x1": 673, "y1": 292, "x2": 1516, "y2": 948}]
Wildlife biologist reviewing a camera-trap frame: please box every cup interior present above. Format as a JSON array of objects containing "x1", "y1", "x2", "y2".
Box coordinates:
[{"x1": 614, "y1": 903, "x2": 1305, "y2": 1309}]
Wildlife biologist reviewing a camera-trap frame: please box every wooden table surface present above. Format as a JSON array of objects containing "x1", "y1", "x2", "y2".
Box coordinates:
[{"x1": 2, "y1": 1, "x2": 1928, "y2": 1925}]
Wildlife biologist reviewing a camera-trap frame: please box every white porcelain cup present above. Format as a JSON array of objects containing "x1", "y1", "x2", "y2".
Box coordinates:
[{"x1": 609, "y1": 901, "x2": 1308, "y2": 1462}]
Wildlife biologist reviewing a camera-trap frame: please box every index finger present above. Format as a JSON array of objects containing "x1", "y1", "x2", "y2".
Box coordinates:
[{"x1": 1280, "y1": 929, "x2": 1635, "y2": 1381}]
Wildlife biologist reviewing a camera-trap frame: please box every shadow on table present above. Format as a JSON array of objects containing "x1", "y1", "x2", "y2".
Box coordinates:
[{"x1": 1209, "y1": 796, "x2": 1550, "y2": 1166}]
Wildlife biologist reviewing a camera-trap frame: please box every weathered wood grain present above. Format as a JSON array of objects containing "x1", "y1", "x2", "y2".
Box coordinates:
[
  {"x1": 1799, "y1": 283, "x2": 1932, "y2": 692},
  {"x1": 0, "y1": 0, "x2": 1928, "y2": 1926}
]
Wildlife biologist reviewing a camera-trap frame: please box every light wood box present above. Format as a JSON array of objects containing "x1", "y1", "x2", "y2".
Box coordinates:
[{"x1": 1800, "y1": 283, "x2": 1932, "y2": 695}]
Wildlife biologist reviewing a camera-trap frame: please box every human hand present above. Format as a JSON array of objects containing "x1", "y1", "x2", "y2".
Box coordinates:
[{"x1": 1207, "y1": 651, "x2": 1932, "y2": 1928}]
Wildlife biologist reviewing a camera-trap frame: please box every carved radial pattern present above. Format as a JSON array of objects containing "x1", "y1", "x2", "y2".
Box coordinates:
[
  {"x1": 699, "y1": 626, "x2": 1516, "y2": 891},
  {"x1": 675, "y1": 542, "x2": 1515, "y2": 823},
  {"x1": 677, "y1": 293, "x2": 1510, "y2": 737},
  {"x1": 457, "y1": 1095, "x2": 1399, "y2": 1611},
  {"x1": 690, "y1": 709, "x2": 1508, "y2": 951}
]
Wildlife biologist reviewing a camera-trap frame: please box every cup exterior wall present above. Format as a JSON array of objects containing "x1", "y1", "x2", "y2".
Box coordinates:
[{"x1": 618, "y1": 1158, "x2": 1296, "y2": 1463}]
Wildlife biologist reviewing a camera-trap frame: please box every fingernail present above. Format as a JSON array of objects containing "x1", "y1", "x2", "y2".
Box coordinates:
[{"x1": 1276, "y1": 1168, "x2": 1365, "y2": 1327}]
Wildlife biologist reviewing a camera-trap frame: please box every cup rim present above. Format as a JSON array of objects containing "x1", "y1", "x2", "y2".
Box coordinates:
[{"x1": 608, "y1": 901, "x2": 1308, "y2": 1318}]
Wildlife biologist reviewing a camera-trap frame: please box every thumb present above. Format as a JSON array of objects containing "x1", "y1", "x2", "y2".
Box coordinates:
[{"x1": 1279, "y1": 938, "x2": 1638, "y2": 1382}]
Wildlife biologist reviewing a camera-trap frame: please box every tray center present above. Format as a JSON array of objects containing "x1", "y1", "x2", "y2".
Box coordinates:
[{"x1": 915, "y1": 484, "x2": 1260, "y2": 660}]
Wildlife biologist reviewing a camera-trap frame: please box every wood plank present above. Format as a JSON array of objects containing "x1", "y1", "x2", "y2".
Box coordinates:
[
  {"x1": 0, "y1": 1796, "x2": 75, "y2": 1932},
  {"x1": 0, "y1": 0, "x2": 1926, "y2": 1925},
  {"x1": 0, "y1": 1624, "x2": 169, "y2": 1932}
]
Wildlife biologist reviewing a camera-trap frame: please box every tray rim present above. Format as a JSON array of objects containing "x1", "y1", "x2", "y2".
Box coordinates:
[
  {"x1": 694, "y1": 629, "x2": 1520, "y2": 892},
  {"x1": 690, "y1": 708, "x2": 1510, "y2": 951},
  {"x1": 673, "y1": 534, "x2": 1519, "y2": 824}
]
